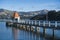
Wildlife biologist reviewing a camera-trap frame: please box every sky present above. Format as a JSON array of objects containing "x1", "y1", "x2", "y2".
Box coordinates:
[{"x1": 0, "y1": 0, "x2": 60, "y2": 12}]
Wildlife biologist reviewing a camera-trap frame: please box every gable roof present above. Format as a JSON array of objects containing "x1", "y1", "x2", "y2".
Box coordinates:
[{"x1": 13, "y1": 12, "x2": 20, "y2": 18}]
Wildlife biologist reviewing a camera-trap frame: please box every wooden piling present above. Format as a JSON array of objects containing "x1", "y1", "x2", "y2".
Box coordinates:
[
  {"x1": 43, "y1": 27, "x2": 45, "y2": 38},
  {"x1": 53, "y1": 28, "x2": 55, "y2": 40},
  {"x1": 37, "y1": 27, "x2": 40, "y2": 33}
]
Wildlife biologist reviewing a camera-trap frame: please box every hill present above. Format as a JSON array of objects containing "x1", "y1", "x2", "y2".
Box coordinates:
[
  {"x1": 0, "y1": 9, "x2": 48, "y2": 19},
  {"x1": 31, "y1": 10, "x2": 60, "y2": 21}
]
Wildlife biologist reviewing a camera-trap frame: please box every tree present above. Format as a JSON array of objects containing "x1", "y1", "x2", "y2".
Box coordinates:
[{"x1": 48, "y1": 10, "x2": 56, "y2": 21}]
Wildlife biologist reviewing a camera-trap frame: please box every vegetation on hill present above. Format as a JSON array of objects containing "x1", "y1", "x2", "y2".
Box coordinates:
[
  {"x1": 0, "y1": 9, "x2": 48, "y2": 19},
  {"x1": 48, "y1": 10, "x2": 60, "y2": 21},
  {"x1": 30, "y1": 14, "x2": 46, "y2": 20},
  {"x1": 31, "y1": 10, "x2": 60, "y2": 21},
  {"x1": 0, "y1": 9, "x2": 60, "y2": 21}
]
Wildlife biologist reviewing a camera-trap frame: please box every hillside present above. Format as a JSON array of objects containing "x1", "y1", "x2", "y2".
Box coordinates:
[
  {"x1": 0, "y1": 9, "x2": 48, "y2": 19},
  {"x1": 31, "y1": 10, "x2": 60, "y2": 21}
]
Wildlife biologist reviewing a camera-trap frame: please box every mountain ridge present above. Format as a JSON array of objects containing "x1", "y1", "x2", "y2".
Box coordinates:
[{"x1": 0, "y1": 9, "x2": 59, "y2": 19}]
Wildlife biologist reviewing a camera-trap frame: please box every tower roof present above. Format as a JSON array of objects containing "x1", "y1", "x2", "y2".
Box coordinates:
[{"x1": 13, "y1": 12, "x2": 20, "y2": 18}]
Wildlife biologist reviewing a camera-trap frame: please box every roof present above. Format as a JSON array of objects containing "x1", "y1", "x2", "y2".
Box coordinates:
[{"x1": 13, "y1": 12, "x2": 20, "y2": 18}]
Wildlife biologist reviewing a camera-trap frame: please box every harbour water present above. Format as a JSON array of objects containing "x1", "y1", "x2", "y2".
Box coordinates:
[{"x1": 0, "y1": 22, "x2": 60, "y2": 40}]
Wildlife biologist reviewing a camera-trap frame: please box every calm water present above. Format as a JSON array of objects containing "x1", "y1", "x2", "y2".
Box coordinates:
[{"x1": 0, "y1": 22, "x2": 60, "y2": 40}]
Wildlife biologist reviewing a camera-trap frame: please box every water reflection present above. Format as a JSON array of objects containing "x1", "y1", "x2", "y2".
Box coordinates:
[
  {"x1": 0, "y1": 22, "x2": 60, "y2": 40},
  {"x1": 10, "y1": 26, "x2": 46, "y2": 40},
  {"x1": 6, "y1": 25, "x2": 60, "y2": 40},
  {"x1": 12, "y1": 27, "x2": 18, "y2": 40}
]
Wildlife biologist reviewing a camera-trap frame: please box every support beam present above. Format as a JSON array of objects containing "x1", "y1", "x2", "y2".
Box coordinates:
[
  {"x1": 52, "y1": 28, "x2": 55, "y2": 40},
  {"x1": 43, "y1": 27, "x2": 45, "y2": 38}
]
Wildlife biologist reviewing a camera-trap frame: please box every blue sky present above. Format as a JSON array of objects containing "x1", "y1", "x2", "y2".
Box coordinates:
[{"x1": 0, "y1": 0, "x2": 60, "y2": 11}]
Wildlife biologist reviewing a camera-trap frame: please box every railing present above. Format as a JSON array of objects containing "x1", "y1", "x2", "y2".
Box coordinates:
[
  {"x1": 18, "y1": 20, "x2": 60, "y2": 28},
  {"x1": 5, "y1": 19, "x2": 60, "y2": 40},
  {"x1": 0, "y1": 19, "x2": 60, "y2": 28}
]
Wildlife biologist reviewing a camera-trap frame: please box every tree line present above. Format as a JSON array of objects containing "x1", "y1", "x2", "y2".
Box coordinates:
[{"x1": 31, "y1": 10, "x2": 60, "y2": 21}]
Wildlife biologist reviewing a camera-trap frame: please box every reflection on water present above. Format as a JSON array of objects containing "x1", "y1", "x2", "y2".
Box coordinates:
[
  {"x1": 12, "y1": 27, "x2": 18, "y2": 40},
  {"x1": 11, "y1": 27, "x2": 44, "y2": 40},
  {"x1": 0, "y1": 22, "x2": 60, "y2": 40}
]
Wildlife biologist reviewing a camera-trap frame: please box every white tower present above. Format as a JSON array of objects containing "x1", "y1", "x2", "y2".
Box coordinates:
[{"x1": 13, "y1": 12, "x2": 20, "y2": 22}]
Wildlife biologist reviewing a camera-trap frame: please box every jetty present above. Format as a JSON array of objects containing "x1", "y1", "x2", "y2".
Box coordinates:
[{"x1": 4, "y1": 12, "x2": 60, "y2": 39}]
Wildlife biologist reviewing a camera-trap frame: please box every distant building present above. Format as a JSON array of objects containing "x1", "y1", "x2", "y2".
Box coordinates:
[{"x1": 13, "y1": 11, "x2": 20, "y2": 22}]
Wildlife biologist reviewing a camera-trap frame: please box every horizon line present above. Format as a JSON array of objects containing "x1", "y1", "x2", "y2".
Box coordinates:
[{"x1": 0, "y1": 8, "x2": 60, "y2": 12}]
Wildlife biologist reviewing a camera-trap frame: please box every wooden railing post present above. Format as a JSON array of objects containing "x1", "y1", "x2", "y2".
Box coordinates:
[
  {"x1": 29, "y1": 20, "x2": 30, "y2": 24},
  {"x1": 55, "y1": 21, "x2": 57, "y2": 27},
  {"x1": 25, "y1": 21, "x2": 26, "y2": 24},
  {"x1": 24, "y1": 20, "x2": 25, "y2": 24},
  {"x1": 43, "y1": 21, "x2": 46, "y2": 38},
  {"x1": 32, "y1": 20, "x2": 33, "y2": 25},
  {"x1": 49, "y1": 21, "x2": 50, "y2": 27},
  {"x1": 35, "y1": 20, "x2": 37, "y2": 25},
  {"x1": 39, "y1": 21, "x2": 40, "y2": 26},
  {"x1": 25, "y1": 20, "x2": 27, "y2": 24},
  {"x1": 43, "y1": 21, "x2": 45, "y2": 26},
  {"x1": 26, "y1": 20, "x2": 28, "y2": 24},
  {"x1": 21, "y1": 20, "x2": 22, "y2": 23}
]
